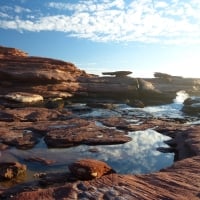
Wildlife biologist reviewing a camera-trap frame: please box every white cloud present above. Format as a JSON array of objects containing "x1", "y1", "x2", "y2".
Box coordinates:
[
  {"x1": 0, "y1": 12, "x2": 10, "y2": 19},
  {"x1": 0, "y1": 0, "x2": 200, "y2": 44},
  {"x1": 14, "y1": 5, "x2": 31, "y2": 13},
  {"x1": 154, "y1": 1, "x2": 168, "y2": 9}
]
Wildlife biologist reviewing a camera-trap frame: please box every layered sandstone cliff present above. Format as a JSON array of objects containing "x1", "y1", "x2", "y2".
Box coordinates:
[
  {"x1": 1, "y1": 45, "x2": 200, "y2": 106},
  {"x1": 0, "y1": 46, "x2": 88, "y2": 99}
]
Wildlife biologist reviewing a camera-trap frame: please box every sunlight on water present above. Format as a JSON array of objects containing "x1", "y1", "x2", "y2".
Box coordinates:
[
  {"x1": 173, "y1": 90, "x2": 189, "y2": 103},
  {"x1": 113, "y1": 91, "x2": 190, "y2": 119},
  {"x1": 139, "y1": 90, "x2": 190, "y2": 119}
]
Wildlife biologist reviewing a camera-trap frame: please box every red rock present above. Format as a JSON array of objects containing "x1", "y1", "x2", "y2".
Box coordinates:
[
  {"x1": 102, "y1": 71, "x2": 132, "y2": 77},
  {"x1": 0, "y1": 111, "x2": 15, "y2": 122},
  {"x1": 0, "y1": 46, "x2": 88, "y2": 99},
  {"x1": 1, "y1": 45, "x2": 200, "y2": 199},
  {"x1": 0, "y1": 46, "x2": 28, "y2": 57},
  {"x1": 68, "y1": 159, "x2": 115, "y2": 180},
  {"x1": 1, "y1": 126, "x2": 200, "y2": 200},
  {"x1": 5, "y1": 92, "x2": 43, "y2": 103},
  {"x1": 1, "y1": 45, "x2": 200, "y2": 106},
  {"x1": 0, "y1": 162, "x2": 26, "y2": 180},
  {"x1": 0, "y1": 107, "x2": 62, "y2": 122},
  {"x1": 4, "y1": 131, "x2": 38, "y2": 150},
  {"x1": 0, "y1": 143, "x2": 9, "y2": 150},
  {"x1": 44, "y1": 119, "x2": 131, "y2": 148}
]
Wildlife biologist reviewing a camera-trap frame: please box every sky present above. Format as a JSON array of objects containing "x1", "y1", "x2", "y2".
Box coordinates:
[{"x1": 0, "y1": 0, "x2": 200, "y2": 78}]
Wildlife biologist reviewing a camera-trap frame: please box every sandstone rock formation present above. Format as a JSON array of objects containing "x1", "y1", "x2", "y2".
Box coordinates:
[
  {"x1": 5, "y1": 92, "x2": 43, "y2": 103},
  {"x1": 1, "y1": 46, "x2": 200, "y2": 106},
  {"x1": 1, "y1": 124, "x2": 200, "y2": 200},
  {"x1": 147, "y1": 76, "x2": 200, "y2": 97},
  {"x1": 182, "y1": 97, "x2": 200, "y2": 116},
  {"x1": 102, "y1": 71, "x2": 132, "y2": 77},
  {"x1": 68, "y1": 159, "x2": 115, "y2": 180},
  {"x1": 44, "y1": 118, "x2": 131, "y2": 148},
  {"x1": 78, "y1": 74, "x2": 200, "y2": 105},
  {"x1": 0, "y1": 162, "x2": 26, "y2": 181},
  {"x1": 0, "y1": 46, "x2": 28, "y2": 58},
  {"x1": 0, "y1": 46, "x2": 87, "y2": 99}
]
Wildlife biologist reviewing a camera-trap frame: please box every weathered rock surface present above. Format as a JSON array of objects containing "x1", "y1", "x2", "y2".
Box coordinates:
[
  {"x1": 78, "y1": 75, "x2": 200, "y2": 105},
  {"x1": 0, "y1": 107, "x2": 63, "y2": 122},
  {"x1": 182, "y1": 97, "x2": 200, "y2": 116},
  {"x1": 4, "y1": 132, "x2": 38, "y2": 150},
  {"x1": 1, "y1": 46, "x2": 200, "y2": 106},
  {"x1": 1, "y1": 126, "x2": 200, "y2": 199},
  {"x1": 44, "y1": 118, "x2": 132, "y2": 147},
  {"x1": 0, "y1": 46, "x2": 88, "y2": 99},
  {"x1": 102, "y1": 71, "x2": 132, "y2": 77},
  {"x1": 0, "y1": 46, "x2": 28, "y2": 58},
  {"x1": 146, "y1": 77, "x2": 200, "y2": 97},
  {"x1": 0, "y1": 162, "x2": 26, "y2": 181},
  {"x1": 4, "y1": 92, "x2": 43, "y2": 103},
  {"x1": 68, "y1": 159, "x2": 115, "y2": 180}
]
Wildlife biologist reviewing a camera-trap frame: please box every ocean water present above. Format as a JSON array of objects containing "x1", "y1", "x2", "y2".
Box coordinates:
[
  {"x1": 116, "y1": 90, "x2": 190, "y2": 119},
  {"x1": 1, "y1": 90, "x2": 197, "y2": 187}
]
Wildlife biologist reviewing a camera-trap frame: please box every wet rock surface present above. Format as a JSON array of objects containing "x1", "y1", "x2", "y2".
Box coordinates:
[
  {"x1": 1, "y1": 125, "x2": 200, "y2": 200},
  {"x1": 182, "y1": 97, "x2": 200, "y2": 116},
  {"x1": 44, "y1": 119, "x2": 131, "y2": 148},
  {"x1": 0, "y1": 162, "x2": 26, "y2": 181}
]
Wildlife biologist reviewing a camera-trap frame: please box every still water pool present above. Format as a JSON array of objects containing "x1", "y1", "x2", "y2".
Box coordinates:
[{"x1": 0, "y1": 128, "x2": 173, "y2": 188}]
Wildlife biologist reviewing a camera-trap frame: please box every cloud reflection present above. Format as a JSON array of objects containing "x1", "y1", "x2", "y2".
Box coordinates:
[
  {"x1": 2, "y1": 129, "x2": 173, "y2": 176},
  {"x1": 83, "y1": 129, "x2": 174, "y2": 174}
]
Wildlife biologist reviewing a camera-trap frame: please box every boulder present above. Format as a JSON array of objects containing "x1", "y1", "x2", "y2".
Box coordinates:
[
  {"x1": 5, "y1": 92, "x2": 43, "y2": 103},
  {"x1": 182, "y1": 97, "x2": 200, "y2": 116},
  {"x1": 102, "y1": 71, "x2": 132, "y2": 77},
  {"x1": 68, "y1": 159, "x2": 115, "y2": 180},
  {"x1": 154, "y1": 72, "x2": 173, "y2": 79},
  {"x1": 154, "y1": 72, "x2": 183, "y2": 79},
  {"x1": 0, "y1": 162, "x2": 26, "y2": 181}
]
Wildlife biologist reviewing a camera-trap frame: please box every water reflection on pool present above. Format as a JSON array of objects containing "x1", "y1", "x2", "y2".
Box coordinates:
[
  {"x1": 0, "y1": 129, "x2": 174, "y2": 184},
  {"x1": 78, "y1": 129, "x2": 174, "y2": 174}
]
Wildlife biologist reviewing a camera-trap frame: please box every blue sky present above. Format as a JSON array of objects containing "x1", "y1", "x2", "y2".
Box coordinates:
[{"x1": 0, "y1": 0, "x2": 200, "y2": 77}]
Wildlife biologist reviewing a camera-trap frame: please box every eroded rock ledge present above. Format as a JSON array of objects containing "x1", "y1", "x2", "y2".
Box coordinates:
[{"x1": 1, "y1": 46, "x2": 200, "y2": 107}]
